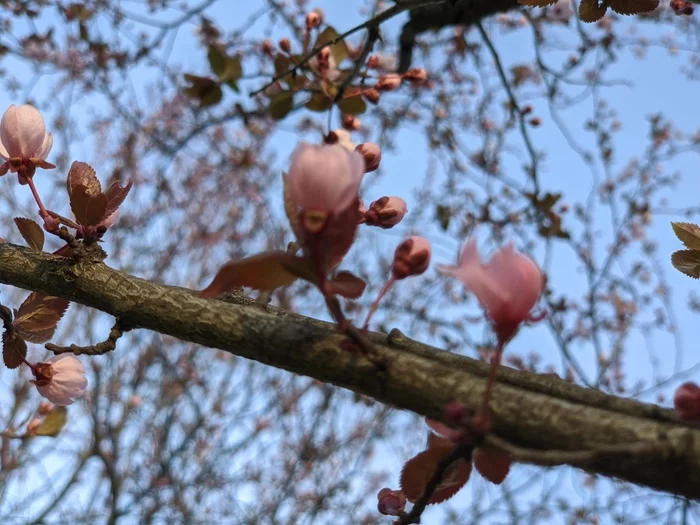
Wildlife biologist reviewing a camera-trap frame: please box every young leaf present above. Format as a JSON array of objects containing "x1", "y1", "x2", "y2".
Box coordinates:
[
  {"x1": 269, "y1": 91, "x2": 294, "y2": 120},
  {"x1": 70, "y1": 187, "x2": 109, "y2": 227},
  {"x1": 2, "y1": 331, "x2": 27, "y2": 369},
  {"x1": 13, "y1": 293, "x2": 70, "y2": 343},
  {"x1": 579, "y1": 0, "x2": 608, "y2": 21},
  {"x1": 34, "y1": 406, "x2": 68, "y2": 437},
  {"x1": 400, "y1": 447, "x2": 472, "y2": 504},
  {"x1": 183, "y1": 74, "x2": 223, "y2": 107},
  {"x1": 671, "y1": 250, "x2": 700, "y2": 279},
  {"x1": 337, "y1": 94, "x2": 366, "y2": 115},
  {"x1": 671, "y1": 222, "x2": 700, "y2": 250},
  {"x1": 314, "y1": 27, "x2": 349, "y2": 65},
  {"x1": 610, "y1": 0, "x2": 659, "y2": 15},
  {"x1": 67, "y1": 161, "x2": 101, "y2": 198},
  {"x1": 104, "y1": 180, "x2": 133, "y2": 218},
  {"x1": 200, "y1": 251, "x2": 299, "y2": 298},
  {"x1": 14, "y1": 217, "x2": 44, "y2": 250},
  {"x1": 473, "y1": 448, "x2": 511, "y2": 485},
  {"x1": 305, "y1": 92, "x2": 333, "y2": 112},
  {"x1": 327, "y1": 271, "x2": 366, "y2": 299}
]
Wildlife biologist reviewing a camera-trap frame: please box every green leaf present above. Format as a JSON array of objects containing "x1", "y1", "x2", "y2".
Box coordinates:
[
  {"x1": 337, "y1": 94, "x2": 366, "y2": 115},
  {"x1": 314, "y1": 27, "x2": 349, "y2": 65},
  {"x1": 671, "y1": 250, "x2": 700, "y2": 279},
  {"x1": 672, "y1": 222, "x2": 700, "y2": 250},
  {"x1": 268, "y1": 91, "x2": 294, "y2": 120},
  {"x1": 34, "y1": 407, "x2": 68, "y2": 437},
  {"x1": 183, "y1": 74, "x2": 223, "y2": 107},
  {"x1": 305, "y1": 92, "x2": 333, "y2": 112},
  {"x1": 208, "y1": 46, "x2": 242, "y2": 83}
]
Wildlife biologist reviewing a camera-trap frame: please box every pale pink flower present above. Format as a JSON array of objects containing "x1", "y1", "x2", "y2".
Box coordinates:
[
  {"x1": 286, "y1": 142, "x2": 364, "y2": 215},
  {"x1": 30, "y1": 354, "x2": 87, "y2": 406},
  {"x1": 0, "y1": 104, "x2": 53, "y2": 161},
  {"x1": 438, "y1": 240, "x2": 543, "y2": 342}
]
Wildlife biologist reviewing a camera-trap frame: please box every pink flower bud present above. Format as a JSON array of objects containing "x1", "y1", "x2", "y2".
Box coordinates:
[
  {"x1": 363, "y1": 88, "x2": 380, "y2": 105},
  {"x1": 305, "y1": 10, "x2": 322, "y2": 29},
  {"x1": 38, "y1": 401, "x2": 53, "y2": 415},
  {"x1": 341, "y1": 114, "x2": 361, "y2": 131},
  {"x1": 403, "y1": 67, "x2": 428, "y2": 85},
  {"x1": 375, "y1": 74, "x2": 403, "y2": 91},
  {"x1": 26, "y1": 418, "x2": 41, "y2": 435},
  {"x1": 392, "y1": 236, "x2": 431, "y2": 280},
  {"x1": 674, "y1": 382, "x2": 700, "y2": 421},
  {"x1": 437, "y1": 240, "x2": 544, "y2": 343},
  {"x1": 30, "y1": 354, "x2": 87, "y2": 406},
  {"x1": 355, "y1": 142, "x2": 381, "y2": 172},
  {"x1": 286, "y1": 142, "x2": 364, "y2": 217},
  {"x1": 671, "y1": 0, "x2": 694, "y2": 15},
  {"x1": 377, "y1": 488, "x2": 406, "y2": 516},
  {"x1": 278, "y1": 38, "x2": 291, "y2": 53},
  {"x1": 364, "y1": 196, "x2": 407, "y2": 229}
]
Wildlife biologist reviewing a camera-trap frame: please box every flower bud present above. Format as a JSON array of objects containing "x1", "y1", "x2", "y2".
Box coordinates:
[
  {"x1": 261, "y1": 39, "x2": 274, "y2": 56},
  {"x1": 403, "y1": 67, "x2": 428, "y2": 85},
  {"x1": 363, "y1": 88, "x2": 381, "y2": 105},
  {"x1": 278, "y1": 38, "x2": 291, "y2": 53},
  {"x1": 674, "y1": 382, "x2": 700, "y2": 421},
  {"x1": 671, "y1": 0, "x2": 694, "y2": 15},
  {"x1": 392, "y1": 236, "x2": 431, "y2": 280},
  {"x1": 377, "y1": 488, "x2": 406, "y2": 516},
  {"x1": 305, "y1": 10, "x2": 322, "y2": 30},
  {"x1": 26, "y1": 418, "x2": 41, "y2": 435},
  {"x1": 367, "y1": 55, "x2": 380, "y2": 68},
  {"x1": 375, "y1": 74, "x2": 402, "y2": 91},
  {"x1": 355, "y1": 142, "x2": 381, "y2": 173},
  {"x1": 364, "y1": 196, "x2": 407, "y2": 229},
  {"x1": 341, "y1": 114, "x2": 361, "y2": 131}
]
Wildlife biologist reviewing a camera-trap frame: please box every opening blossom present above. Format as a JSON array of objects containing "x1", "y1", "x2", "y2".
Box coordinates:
[
  {"x1": 30, "y1": 354, "x2": 87, "y2": 406},
  {"x1": 0, "y1": 104, "x2": 54, "y2": 180},
  {"x1": 286, "y1": 142, "x2": 364, "y2": 231},
  {"x1": 438, "y1": 240, "x2": 544, "y2": 343}
]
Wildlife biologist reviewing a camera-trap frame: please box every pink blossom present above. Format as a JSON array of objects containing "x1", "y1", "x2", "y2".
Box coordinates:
[
  {"x1": 30, "y1": 354, "x2": 87, "y2": 406},
  {"x1": 0, "y1": 104, "x2": 53, "y2": 162},
  {"x1": 438, "y1": 240, "x2": 543, "y2": 343},
  {"x1": 286, "y1": 142, "x2": 364, "y2": 216},
  {"x1": 392, "y1": 236, "x2": 431, "y2": 279}
]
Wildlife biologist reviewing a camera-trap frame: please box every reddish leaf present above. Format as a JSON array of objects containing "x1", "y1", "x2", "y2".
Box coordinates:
[
  {"x1": 672, "y1": 250, "x2": 700, "y2": 279},
  {"x1": 200, "y1": 251, "x2": 299, "y2": 298},
  {"x1": 610, "y1": 0, "x2": 659, "y2": 15},
  {"x1": 473, "y1": 448, "x2": 511, "y2": 485},
  {"x1": 2, "y1": 331, "x2": 27, "y2": 369},
  {"x1": 400, "y1": 447, "x2": 472, "y2": 504},
  {"x1": 426, "y1": 431, "x2": 454, "y2": 451},
  {"x1": 13, "y1": 293, "x2": 70, "y2": 343},
  {"x1": 67, "y1": 161, "x2": 101, "y2": 198},
  {"x1": 14, "y1": 217, "x2": 44, "y2": 250},
  {"x1": 327, "y1": 271, "x2": 366, "y2": 299},
  {"x1": 104, "y1": 180, "x2": 133, "y2": 218},
  {"x1": 671, "y1": 222, "x2": 700, "y2": 250},
  {"x1": 70, "y1": 186, "x2": 109, "y2": 227},
  {"x1": 579, "y1": 0, "x2": 608, "y2": 21}
]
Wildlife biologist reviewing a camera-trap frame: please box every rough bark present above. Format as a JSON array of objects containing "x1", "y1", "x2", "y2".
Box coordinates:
[{"x1": 0, "y1": 243, "x2": 698, "y2": 499}]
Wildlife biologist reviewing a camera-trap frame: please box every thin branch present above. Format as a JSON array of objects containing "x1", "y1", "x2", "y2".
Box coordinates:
[{"x1": 46, "y1": 320, "x2": 126, "y2": 356}]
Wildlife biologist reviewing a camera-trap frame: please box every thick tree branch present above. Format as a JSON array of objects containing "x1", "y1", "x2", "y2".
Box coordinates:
[{"x1": 0, "y1": 243, "x2": 699, "y2": 498}]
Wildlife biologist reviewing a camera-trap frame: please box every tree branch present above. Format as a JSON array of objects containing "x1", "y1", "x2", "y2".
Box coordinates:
[{"x1": 0, "y1": 243, "x2": 699, "y2": 499}]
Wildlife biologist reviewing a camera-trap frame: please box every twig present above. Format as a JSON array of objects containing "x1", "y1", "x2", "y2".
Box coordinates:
[
  {"x1": 483, "y1": 434, "x2": 665, "y2": 467},
  {"x1": 334, "y1": 25, "x2": 381, "y2": 103},
  {"x1": 397, "y1": 444, "x2": 474, "y2": 524},
  {"x1": 250, "y1": 0, "x2": 448, "y2": 97},
  {"x1": 46, "y1": 321, "x2": 127, "y2": 356}
]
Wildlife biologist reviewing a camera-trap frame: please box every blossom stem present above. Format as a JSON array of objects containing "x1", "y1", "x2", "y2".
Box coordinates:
[
  {"x1": 362, "y1": 277, "x2": 395, "y2": 331},
  {"x1": 477, "y1": 342, "x2": 505, "y2": 429},
  {"x1": 25, "y1": 176, "x2": 49, "y2": 220}
]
